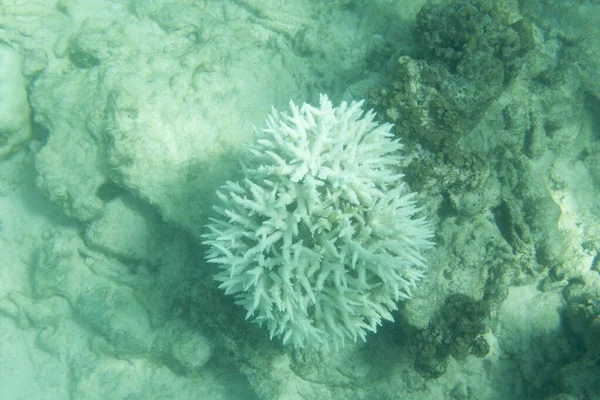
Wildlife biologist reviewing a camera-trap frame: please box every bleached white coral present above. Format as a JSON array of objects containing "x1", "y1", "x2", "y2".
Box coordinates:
[{"x1": 203, "y1": 94, "x2": 434, "y2": 349}]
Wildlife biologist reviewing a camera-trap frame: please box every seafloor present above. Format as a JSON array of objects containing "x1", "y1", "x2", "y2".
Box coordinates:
[{"x1": 0, "y1": 1, "x2": 599, "y2": 399}]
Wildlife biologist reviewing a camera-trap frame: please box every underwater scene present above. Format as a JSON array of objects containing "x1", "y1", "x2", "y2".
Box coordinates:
[{"x1": 1, "y1": 0, "x2": 599, "y2": 399}]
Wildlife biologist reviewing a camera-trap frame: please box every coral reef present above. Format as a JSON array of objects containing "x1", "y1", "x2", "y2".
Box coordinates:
[
  {"x1": 369, "y1": 0, "x2": 533, "y2": 163},
  {"x1": 2, "y1": 0, "x2": 600, "y2": 398},
  {"x1": 204, "y1": 94, "x2": 434, "y2": 349},
  {"x1": 409, "y1": 294, "x2": 489, "y2": 378}
]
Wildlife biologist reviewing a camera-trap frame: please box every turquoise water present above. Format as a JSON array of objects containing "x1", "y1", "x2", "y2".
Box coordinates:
[{"x1": 0, "y1": 1, "x2": 599, "y2": 399}]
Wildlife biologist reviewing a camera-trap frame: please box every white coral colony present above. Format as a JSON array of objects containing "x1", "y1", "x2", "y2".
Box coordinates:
[{"x1": 203, "y1": 94, "x2": 434, "y2": 349}]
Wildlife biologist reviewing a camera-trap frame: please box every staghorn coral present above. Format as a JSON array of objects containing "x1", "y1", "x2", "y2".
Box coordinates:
[{"x1": 203, "y1": 94, "x2": 434, "y2": 349}]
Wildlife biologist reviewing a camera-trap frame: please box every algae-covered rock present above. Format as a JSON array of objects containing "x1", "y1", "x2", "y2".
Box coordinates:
[
  {"x1": 370, "y1": 0, "x2": 533, "y2": 160},
  {"x1": 30, "y1": 70, "x2": 108, "y2": 221},
  {"x1": 0, "y1": 44, "x2": 31, "y2": 159}
]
